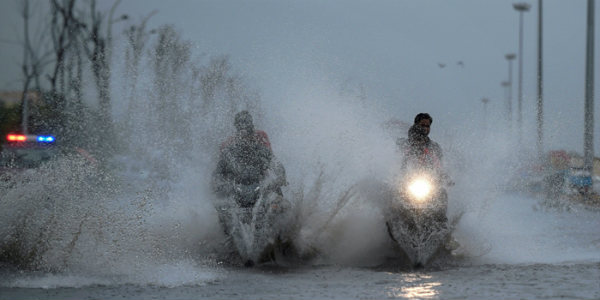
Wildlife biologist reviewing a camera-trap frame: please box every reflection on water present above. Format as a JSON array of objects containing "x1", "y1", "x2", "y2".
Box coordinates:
[{"x1": 387, "y1": 274, "x2": 441, "y2": 299}]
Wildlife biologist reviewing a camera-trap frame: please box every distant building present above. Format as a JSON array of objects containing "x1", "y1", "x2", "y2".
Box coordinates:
[
  {"x1": 567, "y1": 151, "x2": 600, "y2": 177},
  {"x1": 0, "y1": 91, "x2": 41, "y2": 108}
]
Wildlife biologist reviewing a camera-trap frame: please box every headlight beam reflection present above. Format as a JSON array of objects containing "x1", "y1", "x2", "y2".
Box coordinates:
[{"x1": 407, "y1": 178, "x2": 432, "y2": 200}]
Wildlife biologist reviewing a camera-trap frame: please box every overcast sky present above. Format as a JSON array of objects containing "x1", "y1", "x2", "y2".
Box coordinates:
[{"x1": 1, "y1": 0, "x2": 599, "y2": 155}]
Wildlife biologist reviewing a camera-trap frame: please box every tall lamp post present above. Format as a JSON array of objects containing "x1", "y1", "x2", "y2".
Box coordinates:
[
  {"x1": 481, "y1": 97, "x2": 490, "y2": 131},
  {"x1": 505, "y1": 53, "x2": 517, "y2": 125},
  {"x1": 513, "y1": 2, "x2": 530, "y2": 144},
  {"x1": 584, "y1": 0, "x2": 595, "y2": 196},
  {"x1": 537, "y1": 0, "x2": 544, "y2": 158},
  {"x1": 501, "y1": 81, "x2": 510, "y2": 122}
]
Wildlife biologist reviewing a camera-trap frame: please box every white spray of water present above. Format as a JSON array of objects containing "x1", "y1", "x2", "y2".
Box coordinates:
[
  {"x1": 444, "y1": 115, "x2": 600, "y2": 265},
  {"x1": 2, "y1": 21, "x2": 599, "y2": 291},
  {"x1": 0, "y1": 154, "x2": 224, "y2": 287}
]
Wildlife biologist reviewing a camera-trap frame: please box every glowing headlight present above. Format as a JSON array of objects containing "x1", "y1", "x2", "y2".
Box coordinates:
[{"x1": 407, "y1": 178, "x2": 432, "y2": 200}]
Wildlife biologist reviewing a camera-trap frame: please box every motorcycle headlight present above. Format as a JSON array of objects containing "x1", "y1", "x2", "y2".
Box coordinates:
[{"x1": 407, "y1": 178, "x2": 433, "y2": 201}]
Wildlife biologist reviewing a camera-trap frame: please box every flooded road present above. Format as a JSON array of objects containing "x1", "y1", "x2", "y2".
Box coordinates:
[
  {"x1": 1, "y1": 263, "x2": 599, "y2": 299},
  {"x1": 1, "y1": 193, "x2": 599, "y2": 299}
]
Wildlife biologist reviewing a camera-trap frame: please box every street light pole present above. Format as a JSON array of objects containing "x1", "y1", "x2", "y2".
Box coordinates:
[
  {"x1": 513, "y1": 2, "x2": 530, "y2": 144},
  {"x1": 537, "y1": 0, "x2": 544, "y2": 158},
  {"x1": 481, "y1": 97, "x2": 490, "y2": 131},
  {"x1": 505, "y1": 53, "x2": 517, "y2": 125},
  {"x1": 584, "y1": 0, "x2": 595, "y2": 196},
  {"x1": 502, "y1": 81, "x2": 510, "y2": 121}
]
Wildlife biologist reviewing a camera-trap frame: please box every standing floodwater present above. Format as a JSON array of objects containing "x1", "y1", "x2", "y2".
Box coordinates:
[
  {"x1": 1, "y1": 192, "x2": 599, "y2": 300},
  {"x1": 1, "y1": 263, "x2": 599, "y2": 299}
]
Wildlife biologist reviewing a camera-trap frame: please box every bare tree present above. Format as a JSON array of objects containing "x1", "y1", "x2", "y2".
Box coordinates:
[
  {"x1": 150, "y1": 24, "x2": 192, "y2": 152},
  {"x1": 200, "y1": 56, "x2": 230, "y2": 111},
  {"x1": 79, "y1": 0, "x2": 127, "y2": 130},
  {"x1": 198, "y1": 56, "x2": 261, "y2": 119},
  {"x1": 18, "y1": 0, "x2": 53, "y2": 133},
  {"x1": 48, "y1": 0, "x2": 78, "y2": 96},
  {"x1": 39, "y1": 0, "x2": 93, "y2": 146},
  {"x1": 123, "y1": 11, "x2": 157, "y2": 124}
]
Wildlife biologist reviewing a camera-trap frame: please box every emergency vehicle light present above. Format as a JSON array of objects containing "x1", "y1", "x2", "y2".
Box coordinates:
[
  {"x1": 37, "y1": 136, "x2": 55, "y2": 143},
  {"x1": 7, "y1": 134, "x2": 27, "y2": 142}
]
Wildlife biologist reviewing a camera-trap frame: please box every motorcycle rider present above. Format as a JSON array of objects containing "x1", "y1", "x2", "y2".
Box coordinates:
[
  {"x1": 398, "y1": 113, "x2": 450, "y2": 183},
  {"x1": 212, "y1": 111, "x2": 296, "y2": 266},
  {"x1": 397, "y1": 113, "x2": 452, "y2": 222},
  {"x1": 212, "y1": 110, "x2": 287, "y2": 213}
]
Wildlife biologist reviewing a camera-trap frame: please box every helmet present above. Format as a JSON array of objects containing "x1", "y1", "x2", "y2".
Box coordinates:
[{"x1": 234, "y1": 110, "x2": 254, "y2": 133}]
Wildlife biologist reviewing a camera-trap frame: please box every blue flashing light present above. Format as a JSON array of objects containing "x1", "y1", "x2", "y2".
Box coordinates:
[{"x1": 37, "y1": 135, "x2": 56, "y2": 143}]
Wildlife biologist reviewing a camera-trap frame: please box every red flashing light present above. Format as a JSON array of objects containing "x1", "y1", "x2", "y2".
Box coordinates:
[{"x1": 7, "y1": 134, "x2": 27, "y2": 142}]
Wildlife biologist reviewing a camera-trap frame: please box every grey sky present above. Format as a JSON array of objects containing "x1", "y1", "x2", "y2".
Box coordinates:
[{"x1": 1, "y1": 0, "x2": 599, "y2": 155}]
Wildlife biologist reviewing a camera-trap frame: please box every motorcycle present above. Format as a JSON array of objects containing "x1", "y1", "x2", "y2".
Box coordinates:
[
  {"x1": 213, "y1": 158, "x2": 293, "y2": 267},
  {"x1": 384, "y1": 168, "x2": 456, "y2": 267}
]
